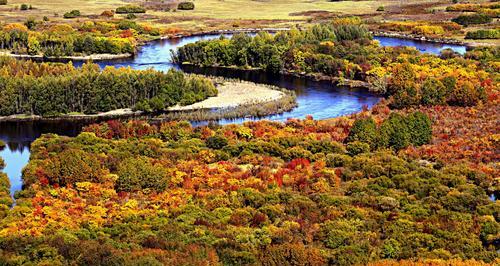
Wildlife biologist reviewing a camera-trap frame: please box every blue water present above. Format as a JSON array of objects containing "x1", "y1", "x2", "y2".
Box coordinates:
[
  {"x1": 0, "y1": 144, "x2": 29, "y2": 196},
  {"x1": 0, "y1": 34, "x2": 468, "y2": 197}
]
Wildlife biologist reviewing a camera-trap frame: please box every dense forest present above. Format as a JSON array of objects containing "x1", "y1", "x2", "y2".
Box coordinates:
[
  {"x1": 0, "y1": 57, "x2": 217, "y2": 116},
  {"x1": 0, "y1": 105, "x2": 497, "y2": 264},
  {"x1": 0, "y1": 19, "x2": 161, "y2": 56},
  {"x1": 0, "y1": 1, "x2": 498, "y2": 263},
  {"x1": 174, "y1": 18, "x2": 496, "y2": 109}
]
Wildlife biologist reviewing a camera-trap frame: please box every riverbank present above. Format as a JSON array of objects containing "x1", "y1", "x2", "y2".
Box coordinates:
[
  {"x1": 371, "y1": 31, "x2": 497, "y2": 48},
  {"x1": 0, "y1": 51, "x2": 133, "y2": 61},
  {"x1": 0, "y1": 80, "x2": 296, "y2": 123}
]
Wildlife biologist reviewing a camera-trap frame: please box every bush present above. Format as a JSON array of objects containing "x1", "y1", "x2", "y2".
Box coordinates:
[
  {"x1": 24, "y1": 17, "x2": 37, "y2": 30},
  {"x1": 115, "y1": 5, "x2": 146, "y2": 14},
  {"x1": 406, "y1": 111, "x2": 432, "y2": 146},
  {"x1": 465, "y1": 29, "x2": 500, "y2": 39},
  {"x1": 0, "y1": 0, "x2": 7, "y2": 5},
  {"x1": 100, "y1": 10, "x2": 114, "y2": 18},
  {"x1": 412, "y1": 25, "x2": 445, "y2": 36},
  {"x1": 377, "y1": 113, "x2": 411, "y2": 150},
  {"x1": 177, "y1": 2, "x2": 195, "y2": 10},
  {"x1": 377, "y1": 6, "x2": 385, "y2": 12},
  {"x1": 346, "y1": 141, "x2": 370, "y2": 156},
  {"x1": 0, "y1": 140, "x2": 5, "y2": 149},
  {"x1": 20, "y1": 4, "x2": 28, "y2": 10},
  {"x1": 116, "y1": 157, "x2": 169, "y2": 192},
  {"x1": 451, "y1": 14, "x2": 492, "y2": 26},
  {"x1": 346, "y1": 117, "x2": 377, "y2": 147},
  {"x1": 63, "y1": 10, "x2": 81, "y2": 19},
  {"x1": 206, "y1": 135, "x2": 229, "y2": 150}
]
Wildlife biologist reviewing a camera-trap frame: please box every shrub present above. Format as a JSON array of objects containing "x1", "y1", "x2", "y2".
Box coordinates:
[
  {"x1": 115, "y1": 5, "x2": 146, "y2": 14},
  {"x1": 206, "y1": 135, "x2": 229, "y2": 150},
  {"x1": 20, "y1": 4, "x2": 28, "y2": 10},
  {"x1": 0, "y1": 140, "x2": 5, "y2": 149},
  {"x1": 126, "y1": 13, "x2": 137, "y2": 20},
  {"x1": 465, "y1": 29, "x2": 500, "y2": 39},
  {"x1": 116, "y1": 157, "x2": 169, "y2": 192},
  {"x1": 0, "y1": 0, "x2": 7, "y2": 5},
  {"x1": 346, "y1": 117, "x2": 377, "y2": 147},
  {"x1": 406, "y1": 111, "x2": 432, "y2": 146},
  {"x1": 412, "y1": 25, "x2": 445, "y2": 36},
  {"x1": 24, "y1": 17, "x2": 37, "y2": 30},
  {"x1": 377, "y1": 113, "x2": 411, "y2": 150},
  {"x1": 377, "y1": 6, "x2": 385, "y2": 12},
  {"x1": 63, "y1": 10, "x2": 81, "y2": 19},
  {"x1": 421, "y1": 77, "x2": 446, "y2": 106},
  {"x1": 346, "y1": 141, "x2": 370, "y2": 156},
  {"x1": 177, "y1": 2, "x2": 195, "y2": 10},
  {"x1": 451, "y1": 14, "x2": 492, "y2": 26},
  {"x1": 100, "y1": 10, "x2": 114, "y2": 18},
  {"x1": 326, "y1": 153, "x2": 352, "y2": 167}
]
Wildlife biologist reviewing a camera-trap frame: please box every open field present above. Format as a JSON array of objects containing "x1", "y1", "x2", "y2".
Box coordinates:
[
  {"x1": 0, "y1": 0, "x2": 126, "y2": 22},
  {"x1": 0, "y1": 0, "x2": 444, "y2": 22}
]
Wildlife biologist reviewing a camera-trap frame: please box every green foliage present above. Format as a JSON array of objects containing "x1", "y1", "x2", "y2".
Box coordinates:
[
  {"x1": 465, "y1": 29, "x2": 500, "y2": 39},
  {"x1": 347, "y1": 112, "x2": 432, "y2": 151},
  {"x1": 177, "y1": 2, "x2": 195, "y2": 10},
  {"x1": 24, "y1": 18, "x2": 37, "y2": 30},
  {"x1": 377, "y1": 113, "x2": 411, "y2": 150},
  {"x1": 346, "y1": 117, "x2": 377, "y2": 147},
  {"x1": 451, "y1": 14, "x2": 492, "y2": 26},
  {"x1": 115, "y1": 5, "x2": 146, "y2": 14},
  {"x1": 20, "y1": 4, "x2": 28, "y2": 10},
  {"x1": 406, "y1": 111, "x2": 432, "y2": 146},
  {"x1": 63, "y1": 10, "x2": 81, "y2": 19},
  {"x1": 0, "y1": 0, "x2": 7, "y2": 5},
  {"x1": 377, "y1": 6, "x2": 385, "y2": 11},
  {"x1": 206, "y1": 135, "x2": 229, "y2": 150},
  {"x1": 421, "y1": 77, "x2": 447, "y2": 106},
  {"x1": 174, "y1": 21, "x2": 371, "y2": 76},
  {"x1": 116, "y1": 157, "x2": 169, "y2": 192},
  {"x1": 0, "y1": 58, "x2": 217, "y2": 116},
  {"x1": 125, "y1": 13, "x2": 137, "y2": 20},
  {"x1": 346, "y1": 141, "x2": 370, "y2": 156}
]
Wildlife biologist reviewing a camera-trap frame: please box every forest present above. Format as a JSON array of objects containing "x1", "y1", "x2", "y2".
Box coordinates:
[
  {"x1": 0, "y1": 0, "x2": 498, "y2": 265},
  {"x1": 0, "y1": 57, "x2": 217, "y2": 116},
  {"x1": 0, "y1": 19, "x2": 161, "y2": 57},
  {"x1": 174, "y1": 19, "x2": 496, "y2": 109},
  {"x1": 0, "y1": 105, "x2": 496, "y2": 265}
]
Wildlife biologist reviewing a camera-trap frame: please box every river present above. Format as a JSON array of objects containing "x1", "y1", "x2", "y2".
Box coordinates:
[{"x1": 0, "y1": 34, "x2": 467, "y2": 196}]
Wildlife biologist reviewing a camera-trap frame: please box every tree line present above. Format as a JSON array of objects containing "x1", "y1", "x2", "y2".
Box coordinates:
[
  {"x1": 0, "y1": 19, "x2": 161, "y2": 57},
  {"x1": 174, "y1": 18, "x2": 496, "y2": 109},
  {"x1": 0, "y1": 57, "x2": 217, "y2": 116}
]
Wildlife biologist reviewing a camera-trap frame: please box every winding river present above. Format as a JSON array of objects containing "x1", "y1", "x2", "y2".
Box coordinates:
[{"x1": 0, "y1": 34, "x2": 467, "y2": 196}]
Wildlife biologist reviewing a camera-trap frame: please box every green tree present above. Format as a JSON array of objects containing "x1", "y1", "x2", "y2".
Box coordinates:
[{"x1": 346, "y1": 117, "x2": 377, "y2": 147}]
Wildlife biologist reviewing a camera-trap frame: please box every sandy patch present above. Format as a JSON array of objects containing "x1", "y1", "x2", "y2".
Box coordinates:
[{"x1": 169, "y1": 81, "x2": 286, "y2": 111}]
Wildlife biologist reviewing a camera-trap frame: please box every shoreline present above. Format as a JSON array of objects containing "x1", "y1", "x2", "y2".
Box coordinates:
[
  {"x1": 181, "y1": 62, "x2": 372, "y2": 89},
  {"x1": 371, "y1": 31, "x2": 496, "y2": 48},
  {"x1": 0, "y1": 80, "x2": 296, "y2": 123},
  {"x1": 0, "y1": 51, "x2": 133, "y2": 61}
]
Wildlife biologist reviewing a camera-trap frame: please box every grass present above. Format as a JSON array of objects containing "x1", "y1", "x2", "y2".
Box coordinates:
[
  {"x1": 0, "y1": 0, "x2": 441, "y2": 23},
  {"x1": 0, "y1": 0, "x2": 126, "y2": 22},
  {"x1": 157, "y1": 0, "x2": 397, "y2": 20}
]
